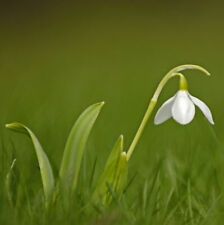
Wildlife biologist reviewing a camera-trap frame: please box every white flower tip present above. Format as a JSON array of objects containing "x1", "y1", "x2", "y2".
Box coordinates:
[
  {"x1": 208, "y1": 113, "x2": 215, "y2": 125},
  {"x1": 210, "y1": 119, "x2": 215, "y2": 125},
  {"x1": 189, "y1": 95, "x2": 214, "y2": 125},
  {"x1": 173, "y1": 118, "x2": 193, "y2": 125},
  {"x1": 154, "y1": 117, "x2": 162, "y2": 125}
]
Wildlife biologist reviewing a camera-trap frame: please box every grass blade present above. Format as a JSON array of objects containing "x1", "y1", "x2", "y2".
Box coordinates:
[
  {"x1": 6, "y1": 122, "x2": 55, "y2": 205},
  {"x1": 59, "y1": 102, "x2": 105, "y2": 194},
  {"x1": 5, "y1": 159, "x2": 17, "y2": 207},
  {"x1": 92, "y1": 135, "x2": 128, "y2": 205}
]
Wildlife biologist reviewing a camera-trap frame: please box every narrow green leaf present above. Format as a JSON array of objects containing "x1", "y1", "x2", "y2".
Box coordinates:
[
  {"x1": 59, "y1": 102, "x2": 105, "y2": 193},
  {"x1": 6, "y1": 123, "x2": 55, "y2": 204},
  {"x1": 5, "y1": 159, "x2": 17, "y2": 207},
  {"x1": 92, "y1": 135, "x2": 128, "y2": 205}
]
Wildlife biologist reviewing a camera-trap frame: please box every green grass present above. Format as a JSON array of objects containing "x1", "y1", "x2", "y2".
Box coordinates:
[
  {"x1": 1, "y1": 1, "x2": 224, "y2": 224},
  {"x1": 1, "y1": 73, "x2": 223, "y2": 224},
  {"x1": 1, "y1": 125, "x2": 224, "y2": 225}
]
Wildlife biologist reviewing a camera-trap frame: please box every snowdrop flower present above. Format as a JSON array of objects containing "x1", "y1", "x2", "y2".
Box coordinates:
[
  {"x1": 126, "y1": 64, "x2": 213, "y2": 161},
  {"x1": 154, "y1": 90, "x2": 214, "y2": 125}
]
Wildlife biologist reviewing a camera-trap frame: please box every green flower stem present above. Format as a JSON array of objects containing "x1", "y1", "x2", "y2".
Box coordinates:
[
  {"x1": 126, "y1": 73, "x2": 181, "y2": 161},
  {"x1": 126, "y1": 64, "x2": 210, "y2": 161},
  {"x1": 126, "y1": 99, "x2": 157, "y2": 161}
]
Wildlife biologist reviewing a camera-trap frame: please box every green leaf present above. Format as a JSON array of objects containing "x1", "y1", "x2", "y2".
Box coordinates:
[
  {"x1": 59, "y1": 102, "x2": 105, "y2": 194},
  {"x1": 5, "y1": 159, "x2": 17, "y2": 207},
  {"x1": 92, "y1": 135, "x2": 128, "y2": 205},
  {"x1": 6, "y1": 123, "x2": 55, "y2": 205},
  {"x1": 105, "y1": 135, "x2": 124, "y2": 169}
]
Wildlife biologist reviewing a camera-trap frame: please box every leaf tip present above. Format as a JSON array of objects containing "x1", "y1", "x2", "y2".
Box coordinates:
[
  {"x1": 5, "y1": 122, "x2": 21, "y2": 129},
  {"x1": 118, "y1": 135, "x2": 124, "y2": 150},
  {"x1": 99, "y1": 101, "x2": 105, "y2": 106},
  {"x1": 5, "y1": 123, "x2": 17, "y2": 129},
  {"x1": 93, "y1": 101, "x2": 105, "y2": 110},
  {"x1": 5, "y1": 122, "x2": 27, "y2": 134},
  {"x1": 119, "y1": 134, "x2": 124, "y2": 141}
]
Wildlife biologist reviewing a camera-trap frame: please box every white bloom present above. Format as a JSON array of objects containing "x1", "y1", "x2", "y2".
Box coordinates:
[{"x1": 154, "y1": 90, "x2": 214, "y2": 125}]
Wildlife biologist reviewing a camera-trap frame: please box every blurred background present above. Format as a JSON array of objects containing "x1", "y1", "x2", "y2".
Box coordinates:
[{"x1": 0, "y1": 0, "x2": 224, "y2": 205}]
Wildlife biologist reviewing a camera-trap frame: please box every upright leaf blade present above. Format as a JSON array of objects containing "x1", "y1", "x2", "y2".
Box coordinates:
[
  {"x1": 5, "y1": 159, "x2": 17, "y2": 207},
  {"x1": 59, "y1": 102, "x2": 105, "y2": 193},
  {"x1": 92, "y1": 135, "x2": 128, "y2": 205},
  {"x1": 6, "y1": 123, "x2": 55, "y2": 204},
  {"x1": 105, "y1": 135, "x2": 124, "y2": 168}
]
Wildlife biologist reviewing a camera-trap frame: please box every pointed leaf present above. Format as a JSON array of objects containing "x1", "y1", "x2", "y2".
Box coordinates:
[
  {"x1": 5, "y1": 159, "x2": 17, "y2": 207},
  {"x1": 6, "y1": 123, "x2": 55, "y2": 204},
  {"x1": 105, "y1": 135, "x2": 124, "y2": 168},
  {"x1": 93, "y1": 135, "x2": 128, "y2": 205},
  {"x1": 59, "y1": 102, "x2": 105, "y2": 193}
]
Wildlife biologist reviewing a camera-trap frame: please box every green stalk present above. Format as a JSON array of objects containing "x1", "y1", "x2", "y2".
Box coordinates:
[{"x1": 126, "y1": 98, "x2": 156, "y2": 161}]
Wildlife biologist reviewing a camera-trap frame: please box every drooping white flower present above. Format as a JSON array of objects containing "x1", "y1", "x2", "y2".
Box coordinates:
[{"x1": 154, "y1": 90, "x2": 214, "y2": 125}]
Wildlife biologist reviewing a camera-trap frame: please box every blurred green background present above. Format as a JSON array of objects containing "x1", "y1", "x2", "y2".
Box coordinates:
[{"x1": 1, "y1": 1, "x2": 224, "y2": 224}]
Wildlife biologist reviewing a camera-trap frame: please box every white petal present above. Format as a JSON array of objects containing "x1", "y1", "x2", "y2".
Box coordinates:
[
  {"x1": 172, "y1": 91, "x2": 195, "y2": 125},
  {"x1": 190, "y1": 95, "x2": 214, "y2": 124},
  {"x1": 154, "y1": 96, "x2": 175, "y2": 125}
]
